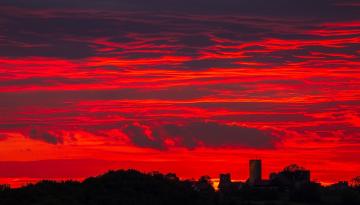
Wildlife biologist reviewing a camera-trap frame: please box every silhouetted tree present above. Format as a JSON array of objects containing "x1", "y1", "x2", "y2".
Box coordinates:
[
  {"x1": 195, "y1": 176, "x2": 214, "y2": 193},
  {"x1": 351, "y1": 176, "x2": 360, "y2": 188},
  {"x1": 283, "y1": 164, "x2": 305, "y2": 172},
  {"x1": 0, "y1": 184, "x2": 10, "y2": 191},
  {"x1": 165, "y1": 173, "x2": 179, "y2": 182}
]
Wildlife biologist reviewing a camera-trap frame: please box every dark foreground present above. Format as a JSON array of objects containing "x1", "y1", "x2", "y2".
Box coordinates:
[{"x1": 0, "y1": 169, "x2": 359, "y2": 205}]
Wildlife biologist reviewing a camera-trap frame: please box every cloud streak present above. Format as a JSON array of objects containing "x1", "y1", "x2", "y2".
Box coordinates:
[
  {"x1": 122, "y1": 122, "x2": 279, "y2": 150},
  {"x1": 28, "y1": 129, "x2": 63, "y2": 144}
]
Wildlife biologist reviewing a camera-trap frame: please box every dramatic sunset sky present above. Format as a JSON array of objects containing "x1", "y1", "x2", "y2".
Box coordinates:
[{"x1": 0, "y1": 0, "x2": 360, "y2": 187}]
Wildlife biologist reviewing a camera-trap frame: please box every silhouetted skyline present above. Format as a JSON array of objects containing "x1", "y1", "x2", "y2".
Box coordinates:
[{"x1": 1, "y1": 164, "x2": 360, "y2": 205}]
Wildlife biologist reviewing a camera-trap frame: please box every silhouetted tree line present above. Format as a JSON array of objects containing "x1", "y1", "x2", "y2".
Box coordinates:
[{"x1": 0, "y1": 169, "x2": 359, "y2": 205}]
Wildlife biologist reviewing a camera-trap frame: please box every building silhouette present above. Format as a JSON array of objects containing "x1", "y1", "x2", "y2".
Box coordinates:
[
  {"x1": 215, "y1": 159, "x2": 315, "y2": 193},
  {"x1": 249, "y1": 159, "x2": 262, "y2": 185}
]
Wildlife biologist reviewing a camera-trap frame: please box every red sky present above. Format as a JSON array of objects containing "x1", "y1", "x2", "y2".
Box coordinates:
[{"x1": 0, "y1": 0, "x2": 360, "y2": 187}]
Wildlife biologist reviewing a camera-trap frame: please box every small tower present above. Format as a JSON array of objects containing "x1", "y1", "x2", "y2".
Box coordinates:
[{"x1": 249, "y1": 159, "x2": 262, "y2": 185}]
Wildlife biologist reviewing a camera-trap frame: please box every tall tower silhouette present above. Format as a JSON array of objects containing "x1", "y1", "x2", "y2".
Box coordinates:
[{"x1": 249, "y1": 159, "x2": 262, "y2": 185}]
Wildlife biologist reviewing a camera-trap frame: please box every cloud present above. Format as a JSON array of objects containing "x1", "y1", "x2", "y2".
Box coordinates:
[
  {"x1": 0, "y1": 0, "x2": 358, "y2": 160},
  {"x1": 162, "y1": 121, "x2": 279, "y2": 149},
  {"x1": 123, "y1": 124, "x2": 165, "y2": 150},
  {"x1": 0, "y1": 85, "x2": 214, "y2": 109},
  {"x1": 1, "y1": 1, "x2": 359, "y2": 20},
  {"x1": 0, "y1": 1, "x2": 358, "y2": 63},
  {"x1": 0, "y1": 77, "x2": 99, "y2": 87},
  {"x1": 28, "y1": 129, "x2": 63, "y2": 144},
  {"x1": 122, "y1": 121, "x2": 279, "y2": 150}
]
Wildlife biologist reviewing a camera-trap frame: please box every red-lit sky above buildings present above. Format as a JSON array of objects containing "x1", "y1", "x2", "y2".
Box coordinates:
[{"x1": 0, "y1": 0, "x2": 360, "y2": 187}]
